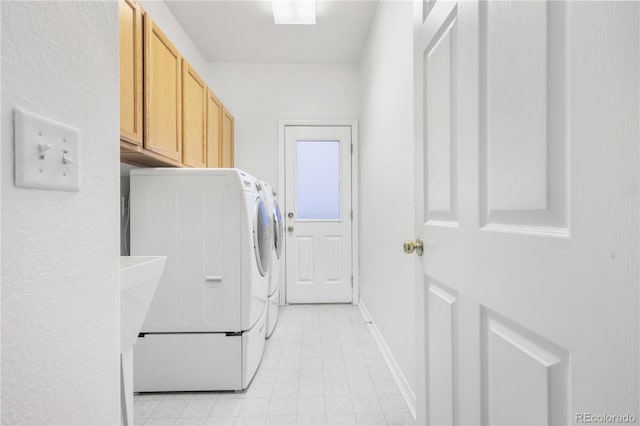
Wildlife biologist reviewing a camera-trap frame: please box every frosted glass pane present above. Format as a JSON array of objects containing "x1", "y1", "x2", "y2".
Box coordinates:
[{"x1": 296, "y1": 140, "x2": 340, "y2": 220}]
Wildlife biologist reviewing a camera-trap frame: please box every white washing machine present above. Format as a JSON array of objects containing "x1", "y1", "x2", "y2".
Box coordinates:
[
  {"x1": 261, "y1": 182, "x2": 283, "y2": 338},
  {"x1": 130, "y1": 168, "x2": 271, "y2": 392}
]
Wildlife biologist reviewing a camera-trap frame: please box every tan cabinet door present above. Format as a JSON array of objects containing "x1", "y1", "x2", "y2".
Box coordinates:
[
  {"x1": 119, "y1": 0, "x2": 143, "y2": 148},
  {"x1": 144, "y1": 15, "x2": 182, "y2": 163},
  {"x1": 206, "y1": 90, "x2": 222, "y2": 168},
  {"x1": 221, "y1": 108, "x2": 234, "y2": 168},
  {"x1": 182, "y1": 61, "x2": 207, "y2": 168}
]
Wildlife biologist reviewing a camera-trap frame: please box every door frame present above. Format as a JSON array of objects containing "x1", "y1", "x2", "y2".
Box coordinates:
[{"x1": 278, "y1": 120, "x2": 360, "y2": 306}]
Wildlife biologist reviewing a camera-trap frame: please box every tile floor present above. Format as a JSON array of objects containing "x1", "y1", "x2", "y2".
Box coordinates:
[{"x1": 134, "y1": 304, "x2": 415, "y2": 426}]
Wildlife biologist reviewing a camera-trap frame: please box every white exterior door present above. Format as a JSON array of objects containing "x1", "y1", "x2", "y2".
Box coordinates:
[
  {"x1": 284, "y1": 125, "x2": 353, "y2": 304},
  {"x1": 413, "y1": 1, "x2": 638, "y2": 425}
]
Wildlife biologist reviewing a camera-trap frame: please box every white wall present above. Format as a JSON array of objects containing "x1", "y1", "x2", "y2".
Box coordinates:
[
  {"x1": 1, "y1": 2, "x2": 120, "y2": 424},
  {"x1": 205, "y1": 63, "x2": 359, "y2": 186},
  {"x1": 359, "y1": 0, "x2": 416, "y2": 394}
]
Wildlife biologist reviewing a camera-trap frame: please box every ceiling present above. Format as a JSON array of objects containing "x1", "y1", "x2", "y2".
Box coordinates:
[{"x1": 164, "y1": 0, "x2": 379, "y2": 64}]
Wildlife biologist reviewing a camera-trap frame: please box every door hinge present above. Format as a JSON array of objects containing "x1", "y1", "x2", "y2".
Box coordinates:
[
  {"x1": 351, "y1": 275, "x2": 354, "y2": 287},
  {"x1": 351, "y1": 210, "x2": 353, "y2": 220},
  {"x1": 351, "y1": 143, "x2": 353, "y2": 154}
]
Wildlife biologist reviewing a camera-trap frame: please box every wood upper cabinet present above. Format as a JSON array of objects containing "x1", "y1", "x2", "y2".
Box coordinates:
[
  {"x1": 119, "y1": 0, "x2": 143, "y2": 149},
  {"x1": 207, "y1": 90, "x2": 222, "y2": 168},
  {"x1": 221, "y1": 108, "x2": 235, "y2": 168},
  {"x1": 182, "y1": 61, "x2": 207, "y2": 168},
  {"x1": 144, "y1": 14, "x2": 182, "y2": 163},
  {"x1": 119, "y1": 5, "x2": 235, "y2": 168}
]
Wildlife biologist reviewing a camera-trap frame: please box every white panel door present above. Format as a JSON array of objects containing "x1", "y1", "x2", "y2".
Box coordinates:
[
  {"x1": 285, "y1": 125, "x2": 352, "y2": 303},
  {"x1": 413, "y1": 1, "x2": 638, "y2": 424}
]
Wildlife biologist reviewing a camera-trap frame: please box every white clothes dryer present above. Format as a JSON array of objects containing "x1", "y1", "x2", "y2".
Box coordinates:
[
  {"x1": 130, "y1": 168, "x2": 271, "y2": 392},
  {"x1": 261, "y1": 182, "x2": 283, "y2": 338}
]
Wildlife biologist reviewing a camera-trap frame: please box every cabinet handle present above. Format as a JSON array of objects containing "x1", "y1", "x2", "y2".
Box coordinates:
[{"x1": 205, "y1": 276, "x2": 223, "y2": 281}]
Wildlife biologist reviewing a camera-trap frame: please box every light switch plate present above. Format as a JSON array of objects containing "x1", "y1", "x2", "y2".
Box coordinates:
[{"x1": 14, "y1": 109, "x2": 80, "y2": 191}]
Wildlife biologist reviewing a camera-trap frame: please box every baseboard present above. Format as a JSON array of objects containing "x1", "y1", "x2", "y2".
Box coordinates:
[{"x1": 358, "y1": 299, "x2": 417, "y2": 421}]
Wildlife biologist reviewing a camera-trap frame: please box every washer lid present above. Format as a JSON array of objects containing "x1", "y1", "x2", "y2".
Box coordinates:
[
  {"x1": 273, "y1": 201, "x2": 284, "y2": 260},
  {"x1": 254, "y1": 198, "x2": 272, "y2": 277}
]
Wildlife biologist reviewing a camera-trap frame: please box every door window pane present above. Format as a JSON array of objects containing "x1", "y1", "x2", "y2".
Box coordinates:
[{"x1": 296, "y1": 140, "x2": 340, "y2": 220}]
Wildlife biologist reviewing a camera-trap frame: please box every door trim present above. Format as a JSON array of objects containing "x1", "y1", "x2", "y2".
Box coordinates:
[{"x1": 278, "y1": 120, "x2": 359, "y2": 306}]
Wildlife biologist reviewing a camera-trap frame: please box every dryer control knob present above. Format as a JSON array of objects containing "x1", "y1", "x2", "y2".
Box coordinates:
[{"x1": 256, "y1": 182, "x2": 262, "y2": 191}]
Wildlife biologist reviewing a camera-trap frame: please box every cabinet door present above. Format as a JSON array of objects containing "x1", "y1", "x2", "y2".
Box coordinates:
[
  {"x1": 144, "y1": 15, "x2": 182, "y2": 162},
  {"x1": 182, "y1": 61, "x2": 207, "y2": 168},
  {"x1": 119, "y1": 0, "x2": 143, "y2": 148},
  {"x1": 221, "y1": 108, "x2": 234, "y2": 168},
  {"x1": 207, "y1": 90, "x2": 222, "y2": 168}
]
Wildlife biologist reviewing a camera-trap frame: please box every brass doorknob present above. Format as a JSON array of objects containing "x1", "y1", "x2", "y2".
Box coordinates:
[{"x1": 403, "y1": 238, "x2": 424, "y2": 256}]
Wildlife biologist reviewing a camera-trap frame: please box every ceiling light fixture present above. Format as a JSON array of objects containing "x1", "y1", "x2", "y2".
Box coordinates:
[{"x1": 271, "y1": 0, "x2": 316, "y2": 25}]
